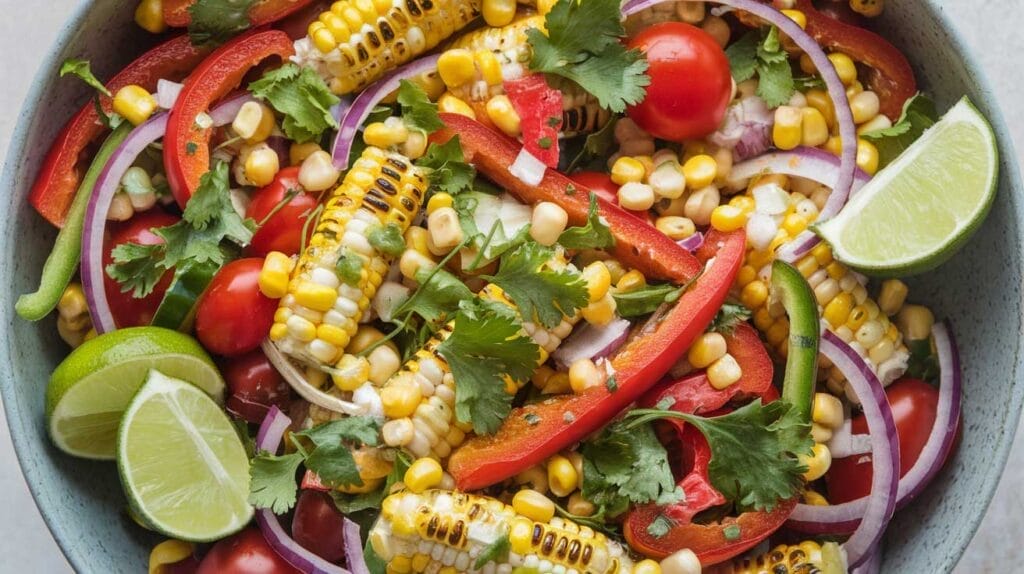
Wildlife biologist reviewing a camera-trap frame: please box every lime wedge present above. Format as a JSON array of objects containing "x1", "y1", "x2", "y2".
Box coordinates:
[
  {"x1": 815, "y1": 98, "x2": 998, "y2": 275},
  {"x1": 118, "y1": 370, "x2": 252, "y2": 542},
  {"x1": 47, "y1": 327, "x2": 224, "y2": 460}
]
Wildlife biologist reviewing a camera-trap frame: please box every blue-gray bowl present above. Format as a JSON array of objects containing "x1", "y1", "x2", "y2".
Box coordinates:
[{"x1": 2, "y1": 1, "x2": 1022, "y2": 572}]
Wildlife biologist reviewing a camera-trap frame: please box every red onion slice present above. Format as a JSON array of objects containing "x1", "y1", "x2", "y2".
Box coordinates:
[
  {"x1": 552, "y1": 318, "x2": 631, "y2": 370},
  {"x1": 677, "y1": 231, "x2": 705, "y2": 252},
  {"x1": 209, "y1": 92, "x2": 255, "y2": 126},
  {"x1": 261, "y1": 339, "x2": 366, "y2": 416},
  {"x1": 255, "y1": 407, "x2": 363, "y2": 574},
  {"x1": 331, "y1": 55, "x2": 440, "y2": 169}
]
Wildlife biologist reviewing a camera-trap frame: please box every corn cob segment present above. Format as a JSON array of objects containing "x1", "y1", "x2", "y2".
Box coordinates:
[
  {"x1": 370, "y1": 490, "x2": 636, "y2": 574},
  {"x1": 378, "y1": 284, "x2": 580, "y2": 460},
  {"x1": 298, "y1": 0, "x2": 483, "y2": 95},
  {"x1": 270, "y1": 146, "x2": 427, "y2": 368},
  {"x1": 708, "y1": 540, "x2": 846, "y2": 574}
]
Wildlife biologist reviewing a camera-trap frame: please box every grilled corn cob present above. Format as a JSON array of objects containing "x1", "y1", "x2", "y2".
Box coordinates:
[
  {"x1": 370, "y1": 490, "x2": 637, "y2": 574},
  {"x1": 297, "y1": 0, "x2": 482, "y2": 95},
  {"x1": 376, "y1": 284, "x2": 579, "y2": 459},
  {"x1": 440, "y1": 13, "x2": 611, "y2": 138},
  {"x1": 269, "y1": 146, "x2": 427, "y2": 368},
  {"x1": 708, "y1": 540, "x2": 846, "y2": 574}
]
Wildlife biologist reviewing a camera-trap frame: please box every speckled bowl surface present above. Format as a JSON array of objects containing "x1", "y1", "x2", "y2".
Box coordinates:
[{"x1": 1, "y1": 1, "x2": 1021, "y2": 572}]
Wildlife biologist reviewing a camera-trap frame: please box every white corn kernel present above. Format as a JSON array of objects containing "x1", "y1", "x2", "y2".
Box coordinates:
[
  {"x1": 299, "y1": 150, "x2": 342, "y2": 192},
  {"x1": 530, "y1": 202, "x2": 569, "y2": 246},
  {"x1": 617, "y1": 182, "x2": 656, "y2": 211},
  {"x1": 427, "y1": 206, "x2": 464, "y2": 252}
]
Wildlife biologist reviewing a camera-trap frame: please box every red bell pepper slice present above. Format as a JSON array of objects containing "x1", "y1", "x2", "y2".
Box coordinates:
[
  {"x1": 504, "y1": 75, "x2": 563, "y2": 168},
  {"x1": 794, "y1": 0, "x2": 916, "y2": 120},
  {"x1": 163, "y1": 0, "x2": 317, "y2": 28},
  {"x1": 447, "y1": 229, "x2": 746, "y2": 491},
  {"x1": 165, "y1": 30, "x2": 294, "y2": 207},
  {"x1": 28, "y1": 35, "x2": 210, "y2": 227},
  {"x1": 432, "y1": 113, "x2": 701, "y2": 284}
]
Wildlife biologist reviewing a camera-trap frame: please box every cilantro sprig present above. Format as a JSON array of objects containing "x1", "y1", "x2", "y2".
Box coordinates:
[
  {"x1": 861, "y1": 93, "x2": 938, "y2": 169},
  {"x1": 710, "y1": 303, "x2": 752, "y2": 334},
  {"x1": 557, "y1": 193, "x2": 616, "y2": 250},
  {"x1": 397, "y1": 80, "x2": 444, "y2": 134},
  {"x1": 527, "y1": 0, "x2": 649, "y2": 113},
  {"x1": 331, "y1": 450, "x2": 412, "y2": 514},
  {"x1": 613, "y1": 283, "x2": 682, "y2": 318},
  {"x1": 60, "y1": 59, "x2": 125, "y2": 128},
  {"x1": 415, "y1": 136, "x2": 476, "y2": 196},
  {"x1": 249, "y1": 417, "x2": 381, "y2": 514},
  {"x1": 249, "y1": 63, "x2": 340, "y2": 143},
  {"x1": 484, "y1": 241, "x2": 589, "y2": 329},
  {"x1": 726, "y1": 27, "x2": 796, "y2": 108}
]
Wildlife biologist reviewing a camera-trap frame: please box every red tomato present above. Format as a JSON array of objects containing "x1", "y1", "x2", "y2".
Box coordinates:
[
  {"x1": 568, "y1": 171, "x2": 653, "y2": 223},
  {"x1": 292, "y1": 490, "x2": 347, "y2": 562},
  {"x1": 626, "y1": 23, "x2": 733, "y2": 141},
  {"x1": 826, "y1": 378, "x2": 950, "y2": 504},
  {"x1": 246, "y1": 167, "x2": 318, "y2": 257},
  {"x1": 195, "y1": 258, "x2": 278, "y2": 357},
  {"x1": 102, "y1": 210, "x2": 180, "y2": 328},
  {"x1": 221, "y1": 350, "x2": 292, "y2": 423},
  {"x1": 197, "y1": 528, "x2": 299, "y2": 574}
]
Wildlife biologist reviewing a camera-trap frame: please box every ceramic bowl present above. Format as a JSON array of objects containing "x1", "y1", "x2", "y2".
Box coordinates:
[{"x1": 2, "y1": 1, "x2": 1022, "y2": 572}]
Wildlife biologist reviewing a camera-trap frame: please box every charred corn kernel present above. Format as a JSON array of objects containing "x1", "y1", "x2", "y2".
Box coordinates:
[
  {"x1": 850, "y1": 90, "x2": 881, "y2": 124},
  {"x1": 803, "y1": 489, "x2": 830, "y2": 506},
  {"x1": 547, "y1": 455, "x2": 579, "y2": 497},
  {"x1": 740, "y1": 280, "x2": 769, "y2": 309},
  {"x1": 426, "y1": 192, "x2": 453, "y2": 215},
  {"x1": 707, "y1": 353, "x2": 742, "y2": 390},
  {"x1": 878, "y1": 279, "x2": 908, "y2": 316},
  {"x1": 113, "y1": 85, "x2": 157, "y2": 126},
  {"x1": 485, "y1": 95, "x2": 521, "y2": 137},
  {"x1": 259, "y1": 252, "x2": 295, "y2": 299},
  {"x1": 290, "y1": 142, "x2": 322, "y2": 166},
  {"x1": 427, "y1": 206, "x2": 463, "y2": 251},
  {"x1": 851, "y1": 0, "x2": 884, "y2": 17},
  {"x1": 381, "y1": 379, "x2": 423, "y2": 418},
  {"x1": 364, "y1": 121, "x2": 409, "y2": 148},
  {"x1": 569, "y1": 358, "x2": 602, "y2": 394},
  {"x1": 582, "y1": 292, "x2": 617, "y2": 326},
  {"x1": 781, "y1": 9, "x2": 807, "y2": 28},
  {"x1": 800, "y1": 443, "x2": 832, "y2": 481},
  {"x1": 812, "y1": 393, "x2": 844, "y2": 428},
  {"x1": 897, "y1": 304, "x2": 934, "y2": 341},
  {"x1": 438, "y1": 93, "x2": 475, "y2": 118},
  {"x1": 482, "y1": 0, "x2": 517, "y2": 27},
  {"x1": 438, "y1": 48, "x2": 476, "y2": 88},
  {"x1": 828, "y1": 52, "x2": 858, "y2": 85},
  {"x1": 148, "y1": 539, "x2": 194, "y2": 574},
  {"x1": 135, "y1": 0, "x2": 167, "y2": 34},
  {"x1": 244, "y1": 144, "x2": 281, "y2": 187},
  {"x1": 660, "y1": 549, "x2": 701, "y2": 574},
  {"x1": 682, "y1": 154, "x2": 718, "y2": 189},
  {"x1": 688, "y1": 332, "x2": 727, "y2": 369},
  {"x1": 232, "y1": 101, "x2": 275, "y2": 143},
  {"x1": 611, "y1": 157, "x2": 646, "y2": 185},
  {"x1": 582, "y1": 262, "x2": 612, "y2": 303},
  {"x1": 512, "y1": 489, "x2": 556, "y2": 523},
  {"x1": 618, "y1": 182, "x2": 656, "y2": 212},
  {"x1": 649, "y1": 161, "x2": 687, "y2": 199},
  {"x1": 773, "y1": 106, "x2": 804, "y2": 150},
  {"x1": 530, "y1": 201, "x2": 569, "y2": 246},
  {"x1": 617, "y1": 269, "x2": 647, "y2": 293},
  {"x1": 710, "y1": 205, "x2": 747, "y2": 232},
  {"x1": 801, "y1": 107, "x2": 830, "y2": 147},
  {"x1": 404, "y1": 458, "x2": 443, "y2": 493},
  {"x1": 273, "y1": 147, "x2": 426, "y2": 367}
]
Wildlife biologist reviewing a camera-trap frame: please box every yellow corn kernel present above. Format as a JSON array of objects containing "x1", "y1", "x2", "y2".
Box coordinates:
[
  {"x1": 740, "y1": 280, "x2": 769, "y2": 310},
  {"x1": 846, "y1": 80, "x2": 864, "y2": 99},
  {"x1": 729, "y1": 195, "x2": 756, "y2": 214},
  {"x1": 682, "y1": 154, "x2": 718, "y2": 189},
  {"x1": 611, "y1": 157, "x2": 646, "y2": 185},
  {"x1": 269, "y1": 323, "x2": 289, "y2": 341},
  {"x1": 851, "y1": 0, "x2": 884, "y2": 17},
  {"x1": 438, "y1": 49, "x2": 476, "y2": 88},
  {"x1": 828, "y1": 52, "x2": 858, "y2": 86},
  {"x1": 113, "y1": 85, "x2": 158, "y2": 126},
  {"x1": 332, "y1": 354, "x2": 370, "y2": 391},
  {"x1": 710, "y1": 205, "x2": 747, "y2": 232},
  {"x1": 309, "y1": 22, "x2": 338, "y2": 53},
  {"x1": 364, "y1": 121, "x2": 408, "y2": 148},
  {"x1": 800, "y1": 443, "x2": 832, "y2": 481},
  {"x1": 896, "y1": 304, "x2": 934, "y2": 341},
  {"x1": 803, "y1": 490, "x2": 830, "y2": 506},
  {"x1": 148, "y1": 539, "x2": 194, "y2": 574},
  {"x1": 773, "y1": 106, "x2": 803, "y2": 151},
  {"x1": 321, "y1": 13, "x2": 351, "y2": 43},
  {"x1": 404, "y1": 458, "x2": 443, "y2": 493},
  {"x1": 547, "y1": 454, "x2": 579, "y2": 497},
  {"x1": 482, "y1": 0, "x2": 517, "y2": 27},
  {"x1": 781, "y1": 9, "x2": 807, "y2": 28},
  {"x1": 823, "y1": 292, "x2": 854, "y2": 327},
  {"x1": 389, "y1": 556, "x2": 413, "y2": 574},
  {"x1": 537, "y1": 0, "x2": 558, "y2": 15},
  {"x1": 135, "y1": 0, "x2": 167, "y2": 34},
  {"x1": 617, "y1": 269, "x2": 647, "y2": 293},
  {"x1": 813, "y1": 392, "x2": 844, "y2": 429},
  {"x1": 471, "y1": 50, "x2": 502, "y2": 87},
  {"x1": 485, "y1": 95, "x2": 521, "y2": 137},
  {"x1": 688, "y1": 332, "x2": 727, "y2": 369},
  {"x1": 856, "y1": 138, "x2": 880, "y2": 175},
  {"x1": 850, "y1": 91, "x2": 881, "y2": 125},
  {"x1": 404, "y1": 226, "x2": 431, "y2": 257},
  {"x1": 822, "y1": 135, "x2": 843, "y2": 157},
  {"x1": 259, "y1": 252, "x2": 294, "y2": 299},
  {"x1": 317, "y1": 324, "x2": 351, "y2": 348},
  {"x1": 811, "y1": 243, "x2": 834, "y2": 265},
  {"x1": 293, "y1": 282, "x2": 337, "y2": 312},
  {"x1": 805, "y1": 89, "x2": 836, "y2": 128},
  {"x1": 634, "y1": 559, "x2": 663, "y2": 574},
  {"x1": 245, "y1": 144, "x2": 281, "y2": 187},
  {"x1": 801, "y1": 107, "x2": 830, "y2": 147},
  {"x1": 381, "y1": 380, "x2": 423, "y2": 419},
  {"x1": 736, "y1": 265, "x2": 758, "y2": 288},
  {"x1": 290, "y1": 142, "x2": 322, "y2": 166},
  {"x1": 707, "y1": 353, "x2": 742, "y2": 390},
  {"x1": 582, "y1": 261, "x2": 612, "y2": 303},
  {"x1": 766, "y1": 319, "x2": 789, "y2": 348},
  {"x1": 569, "y1": 358, "x2": 602, "y2": 394},
  {"x1": 878, "y1": 279, "x2": 908, "y2": 316},
  {"x1": 512, "y1": 489, "x2": 555, "y2": 524},
  {"x1": 426, "y1": 192, "x2": 453, "y2": 215},
  {"x1": 437, "y1": 93, "x2": 475, "y2": 119},
  {"x1": 581, "y1": 293, "x2": 616, "y2": 326}
]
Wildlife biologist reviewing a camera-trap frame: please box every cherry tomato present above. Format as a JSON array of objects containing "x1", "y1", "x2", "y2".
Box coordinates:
[
  {"x1": 195, "y1": 258, "x2": 278, "y2": 357},
  {"x1": 626, "y1": 22, "x2": 733, "y2": 141},
  {"x1": 221, "y1": 350, "x2": 292, "y2": 424},
  {"x1": 569, "y1": 171, "x2": 653, "y2": 223},
  {"x1": 197, "y1": 528, "x2": 299, "y2": 574},
  {"x1": 246, "y1": 167, "x2": 318, "y2": 257},
  {"x1": 162, "y1": 554, "x2": 201, "y2": 574},
  {"x1": 292, "y1": 489, "x2": 347, "y2": 562},
  {"x1": 826, "y1": 378, "x2": 951, "y2": 504},
  {"x1": 102, "y1": 210, "x2": 180, "y2": 328}
]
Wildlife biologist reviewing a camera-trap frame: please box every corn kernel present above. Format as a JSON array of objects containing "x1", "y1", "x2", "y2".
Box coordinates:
[
  {"x1": 896, "y1": 304, "x2": 934, "y2": 341},
  {"x1": 801, "y1": 107, "x2": 830, "y2": 147},
  {"x1": 710, "y1": 205, "x2": 747, "y2": 232},
  {"x1": 569, "y1": 358, "x2": 602, "y2": 394},
  {"x1": 800, "y1": 443, "x2": 832, "y2": 481},
  {"x1": 427, "y1": 206, "x2": 463, "y2": 252},
  {"x1": 438, "y1": 49, "x2": 476, "y2": 88},
  {"x1": 740, "y1": 280, "x2": 769, "y2": 309},
  {"x1": 482, "y1": 0, "x2": 517, "y2": 27},
  {"x1": 688, "y1": 332, "x2": 727, "y2": 369},
  {"x1": 805, "y1": 89, "x2": 836, "y2": 128},
  {"x1": 803, "y1": 490, "x2": 830, "y2": 506},
  {"x1": 823, "y1": 292, "x2": 854, "y2": 328},
  {"x1": 135, "y1": 0, "x2": 167, "y2": 34},
  {"x1": 617, "y1": 269, "x2": 647, "y2": 293},
  {"x1": 856, "y1": 138, "x2": 880, "y2": 175},
  {"x1": 381, "y1": 380, "x2": 423, "y2": 419},
  {"x1": 773, "y1": 106, "x2": 803, "y2": 151},
  {"x1": 611, "y1": 157, "x2": 646, "y2": 185},
  {"x1": 321, "y1": 13, "x2": 351, "y2": 42},
  {"x1": 512, "y1": 490, "x2": 555, "y2": 523},
  {"x1": 475, "y1": 50, "x2": 503, "y2": 85},
  {"x1": 437, "y1": 93, "x2": 475, "y2": 119},
  {"x1": 828, "y1": 52, "x2": 858, "y2": 86},
  {"x1": 781, "y1": 9, "x2": 807, "y2": 28},
  {"x1": 113, "y1": 85, "x2": 158, "y2": 126},
  {"x1": 426, "y1": 192, "x2": 453, "y2": 215},
  {"x1": 530, "y1": 202, "x2": 569, "y2": 246},
  {"x1": 618, "y1": 182, "x2": 656, "y2": 211},
  {"x1": 707, "y1": 353, "x2": 742, "y2": 390},
  {"x1": 294, "y1": 282, "x2": 338, "y2": 312},
  {"x1": 148, "y1": 540, "x2": 194, "y2": 574},
  {"x1": 485, "y1": 95, "x2": 521, "y2": 137},
  {"x1": 682, "y1": 154, "x2": 718, "y2": 189},
  {"x1": 259, "y1": 252, "x2": 294, "y2": 298},
  {"x1": 547, "y1": 455, "x2": 579, "y2": 497},
  {"x1": 581, "y1": 293, "x2": 617, "y2": 326},
  {"x1": 244, "y1": 144, "x2": 281, "y2": 187},
  {"x1": 290, "y1": 142, "x2": 322, "y2": 166},
  {"x1": 812, "y1": 392, "x2": 844, "y2": 429},
  {"x1": 309, "y1": 23, "x2": 338, "y2": 53},
  {"x1": 878, "y1": 279, "x2": 909, "y2": 316},
  {"x1": 659, "y1": 550, "x2": 701, "y2": 574},
  {"x1": 729, "y1": 195, "x2": 756, "y2": 214},
  {"x1": 582, "y1": 262, "x2": 612, "y2": 303},
  {"x1": 404, "y1": 458, "x2": 443, "y2": 493},
  {"x1": 364, "y1": 121, "x2": 408, "y2": 148}
]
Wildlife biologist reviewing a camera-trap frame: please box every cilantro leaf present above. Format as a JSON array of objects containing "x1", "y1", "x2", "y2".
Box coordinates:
[
  {"x1": 438, "y1": 299, "x2": 540, "y2": 435},
  {"x1": 725, "y1": 33, "x2": 758, "y2": 83},
  {"x1": 367, "y1": 223, "x2": 406, "y2": 257},
  {"x1": 398, "y1": 80, "x2": 444, "y2": 134},
  {"x1": 400, "y1": 266, "x2": 474, "y2": 325},
  {"x1": 486, "y1": 242, "x2": 589, "y2": 329},
  {"x1": 330, "y1": 450, "x2": 412, "y2": 514},
  {"x1": 581, "y1": 420, "x2": 682, "y2": 518},
  {"x1": 566, "y1": 116, "x2": 618, "y2": 172},
  {"x1": 756, "y1": 57, "x2": 796, "y2": 109},
  {"x1": 613, "y1": 283, "x2": 681, "y2": 318},
  {"x1": 725, "y1": 29, "x2": 795, "y2": 108},
  {"x1": 558, "y1": 193, "x2": 616, "y2": 250},
  {"x1": 710, "y1": 303, "x2": 752, "y2": 334},
  {"x1": 60, "y1": 59, "x2": 110, "y2": 96},
  {"x1": 905, "y1": 337, "x2": 940, "y2": 382},
  {"x1": 188, "y1": 0, "x2": 258, "y2": 46},
  {"x1": 249, "y1": 63, "x2": 340, "y2": 143},
  {"x1": 861, "y1": 93, "x2": 938, "y2": 168},
  {"x1": 249, "y1": 451, "x2": 304, "y2": 514},
  {"x1": 416, "y1": 137, "x2": 476, "y2": 195},
  {"x1": 527, "y1": 0, "x2": 649, "y2": 113},
  {"x1": 296, "y1": 416, "x2": 381, "y2": 448},
  {"x1": 646, "y1": 514, "x2": 675, "y2": 538},
  {"x1": 474, "y1": 533, "x2": 511, "y2": 569},
  {"x1": 305, "y1": 444, "x2": 363, "y2": 488}
]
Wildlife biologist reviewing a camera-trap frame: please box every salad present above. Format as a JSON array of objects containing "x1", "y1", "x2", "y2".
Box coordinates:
[{"x1": 16, "y1": 0, "x2": 999, "y2": 572}]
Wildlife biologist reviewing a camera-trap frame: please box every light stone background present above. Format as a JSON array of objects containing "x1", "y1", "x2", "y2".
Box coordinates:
[{"x1": 0, "y1": 0, "x2": 1022, "y2": 572}]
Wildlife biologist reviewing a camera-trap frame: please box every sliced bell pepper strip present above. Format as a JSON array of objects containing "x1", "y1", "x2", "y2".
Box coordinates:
[
  {"x1": 793, "y1": 0, "x2": 916, "y2": 120},
  {"x1": 29, "y1": 35, "x2": 210, "y2": 227},
  {"x1": 163, "y1": 0, "x2": 317, "y2": 28},
  {"x1": 164, "y1": 29, "x2": 294, "y2": 207},
  {"x1": 432, "y1": 113, "x2": 702, "y2": 284},
  {"x1": 447, "y1": 229, "x2": 745, "y2": 491}
]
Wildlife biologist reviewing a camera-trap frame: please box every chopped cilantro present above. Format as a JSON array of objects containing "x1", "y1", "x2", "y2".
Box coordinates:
[
  {"x1": 107, "y1": 162, "x2": 255, "y2": 298},
  {"x1": 335, "y1": 250, "x2": 363, "y2": 286},
  {"x1": 416, "y1": 136, "x2": 476, "y2": 195},
  {"x1": 565, "y1": 183, "x2": 577, "y2": 196},
  {"x1": 185, "y1": 142, "x2": 199, "y2": 155},
  {"x1": 647, "y1": 514, "x2": 675, "y2": 538},
  {"x1": 861, "y1": 93, "x2": 938, "y2": 168},
  {"x1": 527, "y1": 0, "x2": 649, "y2": 113},
  {"x1": 605, "y1": 373, "x2": 618, "y2": 392},
  {"x1": 710, "y1": 303, "x2": 752, "y2": 334},
  {"x1": 437, "y1": 299, "x2": 540, "y2": 435},
  {"x1": 723, "y1": 524, "x2": 742, "y2": 541},
  {"x1": 613, "y1": 283, "x2": 681, "y2": 318},
  {"x1": 558, "y1": 193, "x2": 616, "y2": 250},
  {"x1": 547, "y1": 115, "x2": 562, "y2": 127},
  {"x1": 566, "y1": 116, "x2": 618, "y2": 172},
  {"x1": 525, "y1": 413, "x2": 541, "y2": 426},
  {"x1": 905, "y1": 337, "x2": 940, "y2": 382},
  {"x1": 249, "y1": 63, "x2": 340, "y2": 143},
  {"x1": 60, "y1": 59, "x2": 111, "y2": 97},
  {"x1": 474, "y1": 533, "x2": 511, "y2": 569},
  {"x1": 188, "y1": 0, "x2": 258, "y2": 46},
  {"x1": 397, "y1": 80, "x2": 444, "y2": 134},
  {"x1": 485, "y1": 241, "x2": 589, "y2": 329},
  {"x1": 726, "y1": 27, "x2": 795, "y2": 108},
  {"x1": 537, "y1": 137, "x2": 553, "y2": 150},
  {"x1": 367, "y1": 223, "x2": 406, "y2": 257}
]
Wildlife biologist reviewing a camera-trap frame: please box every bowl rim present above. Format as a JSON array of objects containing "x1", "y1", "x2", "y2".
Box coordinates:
[{"x1": 2, "y1": 0, "x2": 1023, "y2": 572}]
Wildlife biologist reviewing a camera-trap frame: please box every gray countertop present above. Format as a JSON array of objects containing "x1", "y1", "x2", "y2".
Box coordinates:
[{"x1": 0, "y1": 0, "x2": 1021, "y2": 571}]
